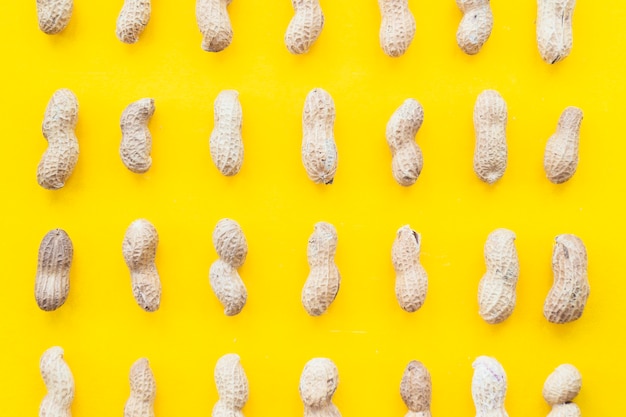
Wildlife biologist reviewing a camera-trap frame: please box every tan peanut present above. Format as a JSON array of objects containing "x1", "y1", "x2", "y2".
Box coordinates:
[
  {"x1": 210, "y1": 90, "x2": 243, "y2": 176},
  {"x1": 124, "y1": 358, "x2": 156, "y2": 417},
  {"x1": 300, "y1": 358, "x2": 341, "y2": 417},
  {"x1": 35, "y1": 229, "x2": 73, "y2": 312},
  {"x1": 39, "y1": 346, "x2": 74, "y2": 417},
  {"x1": 456, "y1": 0, "x2": 493, "y2": 55},
  {"x1": 478, "y1": 228, "x2": 519, "y2": 324},
  {"x1": 473, "y1": 89, "x2": 507, "y2": 184},
  {"x1": 120, "y1": 98, "x2": 155, "y2": 174},
  {"x1": 302, "y1": 88, "x2": 337, "y2": 185},
  {"x1": 302, "y1": 222, "x2": 340, "y2": 316},
  {"x1": 116, "y1": 0, "x2": 151, "y2": 44},
  {"x1": 285, "y1": 0, "x2": 324, "y2": 54},
  {"x1": 196, "y1": 0, "x2": 233, "y2": 52},
  {"x1": 392, "y1": 225, "x2": 428, "y2": 313},
  {"x1": 36, "y1": 0, "x2": 73, "y2": 34},
  {"x1": 213, "y1": 354, "x2": 249, "y2": 417},
  {"x1": 386, "y1": 99, "x2": 424, "y2": 186},
  {"x1": 543, "y1": 106, "x2": 583, "y2": 184},
  {"x1": 543, "y1": 364, "x2": 582, "y2": 417},
  {"x1": 378, "y1": 0, "x2": 415, "y2": 57},
  {"x1": 123, "y1": 219, "x2": 161, "y2": 312},
  {"x1": 544, "y1": 234, "x2": 589, "y2": 324},
  {"x1": 210, "y1": 219, "x2": 248, "y2": 316},
  {"x1": 472, "y1": 356, "x2": 508, "y2": 417},
  {"x1": 537, "y1": 0, "x2": 576, "y2": 64},
  {"x1": 37, "y1": 89, "x2": 79, "y2": 190},
  {"x1": 400, "y1": 361, "x2": 432, "y2": 417}
]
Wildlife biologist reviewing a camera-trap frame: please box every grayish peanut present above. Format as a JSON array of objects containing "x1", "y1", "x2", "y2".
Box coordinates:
[
  {"x1": 400, "y1": 360, "x2": 432, "y2": 417},
  {"x1": 386, "y1": 98, "x2": 424, "y2": 186},
  {"x1": 544, "y1": 106, "x2": 583, "y2": 184},
  {"x1": 123, "y1": 219, "x2": 161, "y2": 312},
  {"x1": 285, "y1": 0, "x2": 324, "y2": 54},
  {"x1": 120, "y1": 98, "x2": 155, "y2": 174},
  {"x1": 473, "y1": 89, "x2": 507, "y2": 184},
  {"x1": 37, "y1": 0, "x2": 73, "y2": 34},
  {"x1": 210, "y1": 90, "x2": 243, "y2": 176},
  {"x1": 35, "y1": 229, "x2": 73, "y2": 311},
  {"x1": 302, "y1": 88, "x2": 337, "y2": 185},
  {"x1": 392, "y1": 225, "x2": 428, "y2": 313},
  {"x1": 116, "y1": 0, "x2": 151, "y2": 44}
]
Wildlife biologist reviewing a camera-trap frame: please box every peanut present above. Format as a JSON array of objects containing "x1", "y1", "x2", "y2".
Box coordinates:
[
  {"x1": 400, "y1": 360, "x2": 432, "y2": 417},
  {"x1": 456, "y1": 0, "x2": 493, "y2": 55},
  {"x1": 35, "y1": 229, "x2": 73, "y2": 312},
  {"x1": 302, "y1": 88, "x2": 337, "y2": 185},
  {"x1": 196, "y1": 0, "x2": 233, "y2": 52},
  {"x1": 39, "y1": 346, "x2": 74, "y2": 417},
  {"x1": 210, "y1": 90, "x2": 244, "y2": 176},
  {"x1": 299, "y1": 358, "x2": 341, "y2": 417},
  {"x1": 478, "y1": 228, "x2": 519, "y2": 324},
  {"x1": 123, "y1": 219, "x2": 161, "y2": 312},
  {"x1": 543, "y1": 364, "x2": 582, "y2": 417},
  {"x1": 378, "y1": 0, "x2": 416, "y2": 57},
  {"x1": 472, "y1": 356, "x2": 508, "y2": 417},
  {"x1": 543, "y1": 106, "x2": 583, "y2": 184},
  {"x1": 302, "y1": 222, "x2": 340, "y2": 316},
  {"x1": 36, "y1": 0, "x2": 73, "y2": 35},
  {"x1": 116, "y1": 0, "x2": 151, "y2": 44},
  {"x1": 285, "y1": 0, "x2": 324, "y2": 54},
  {"x1": 213, "y1": 354, "x2": 249, "y2": 417},
  {"x1": 537, "y1": 0, "x2": 576, "y2": 64},
  {"x1": 124, "y1": 358, "x2": 156, "y2": 417},
  {"x1": 120, "y1": 98, "x2": 155, "y2": 174},
  {"x1": 473, "y1": 89, "x2": 507, "y2": 184},
  {"x1": 392, "y1": 225, "x2": 428, "y2": 313},
  {"x1": 543, "y1": 234, "x2": 589, "y2": 324},
  {"x1": 210, "y1": 219, "x2": 248, "y2": 316},
  {"x1": 37, "y1": 88, "x2": 79, "y2": 190},
  {"x1": 386, "y1": 99, "x2": 424, "y2": 186}
]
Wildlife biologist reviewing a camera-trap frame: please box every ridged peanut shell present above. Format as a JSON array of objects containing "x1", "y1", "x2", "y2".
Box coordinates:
[
  {"x1": 547, "y1": 403, "x2": 582, "y2": 417},
  {"x1": 120, "y1": 98, "x2": 155, "y2": 174},
  {"x1": 196, "y1": 0, "x2": 233, "y2": 52},
  {"x1": 300, "y1": 358, "x2": 340, "y2": 412},
  {"x1": 37, "y1": 89, "x2": 79, "y2": 190},
  {"x1": 473, "y1": 89, "x2": 507, "y2": 184},
  {"x1": 302, "y1": 222, "x2": 340, "y2": 316},
  {"x1": 456, "y1": 0, "x2": 493, "y2": 55},
  {"x1": 543, "y1": 234, "x2": 589, "y2": 324},
  {"x1": 386, "y1": 99, "x2": 424, "y2": 186},
  {"x1": 302, "y1": 88, "x2": 337, "y2": 185},
  {"x1": 124, "y1": 358, "x2": 156, "y2": 417},
  {"x1": 392, "y1": 226, "x2": 428, "y2": 313},
  {"x1": 285, "y1": 0, "x2": 324, "y2": 54},
  {"x1": 37, "y1": 0, "x2": 73, "y2": 34},
  {"x1": 210, "y1": 90, "x2": 243, "y2": 176},
  {"x1": 478, "y1": 228, "x2": 519, "y2": 324},
  {"x1": 40, "y1": 346, "x2": 74, "y2": 417},
  {"x1": 116, "y1": 0, "x2": 151, "y2": 44},
  {"x1": 543, "y1": 364, "x2": 582, "y2": 405},
  {"x1": 537, "y1": 0, "x2": 576, "y2": 64},
  {"x1": 209, "y1": 260, "x2": 247, "y2": 316},
  {"x1": 213, "y1": 219, "x2": 247, "y2": 267},
  {"x1": 543, "y1": 107, "x2": 583, "y2": 184},
  {"x1": 214, "y1": 353, "x2": 249, "y2": 415},
  {"x1": 123, "y1": 219, "x2": 161, "y2": 312},
  {"x1": 35, "y1": 229, "x2": 73, "y2": 312},
  {"x1": 378, "y1": 0, "x2": 416, "y2": 57},
  {"x1": 400, "y1": 361, "x2": 431, "y2": 415},
  {"x1": 472, "y1": 356, "x2": 508, "y2": 417}
]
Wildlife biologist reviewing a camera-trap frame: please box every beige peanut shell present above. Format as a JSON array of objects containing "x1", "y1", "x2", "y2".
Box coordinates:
[
  {"x1": 478, "y1": 228, "x2": 519, "y2": 324},
  {"x1": 37, "y1": 0, "x2": 73, "y2": 34},
  {"x1": 210, "y1": 219, "x2": 248, "y2": 316},
  {"x1": 400, "y1": 361, "x2": 432, "y2": 417},
  {"x1": 386, "y1": 99, "x2": 424, "y2": 186},
  {"x1": 300, "y1": 358, "x2": 341, "y2": 417},
  {"x1": 120, "y1": 98, "x2": 155, "y2": 174},
  {"x1": 37, "y1": 88, "x2": 79, "y2": 190},
  {"x1": 210, "y1": 90, "x2": 243, "y2": 176},
  {"x1": 544, "y1": 106, "x2": 583, "y2": 184},
  {"x1": 392, "y1": 225, "x2": 428, "y2": 313},
  {"x1": 473, "y1": 89, "x2": 507, "y2": 184},
  {"x1": 35, "y1": 229, "x2": 73, "y2": 312},
  {"x1": 213, "y1": 354, "x2": 249, "y2": 417},
  {"x1": 116, "y1": 0, "x2": 151, "y2": 44},
  {"x1": 285, "y1": 0, "x2": 324, "y2": 54},
  {"x1": 537, "y1": 0, "x2": 576, "y2": 64},
  {"x1": 302, "y1": 222, "x2": 340, "y2": 316},
  {"x1": 302, "y1": 88, "x2": 337, "y2": 185},
  {"x1": 543, "y1": 364, "x2": 582, "y2": 406},
  {"x1": 40, "y1": 346, "x2": 74, "y2": 417},
  {"x1": 124, "y1": 358, "x2": 156, "y2": 417},
  {"x1": 123, "y1": 219, "x2": 161, "y2": 312},
  {"x1": 472, "y1": 356, "x2": 508, "y2": 417},
  {"x1": 196, "y1": 0, "x2": 233, "y2": 52},
  {"x1": 544, "y1": 234, "x2": 589, "y2": 324},
  {"x1": 378, "y1": 0, "x2": 416, "y2": 57},
  {"x1": 456, "y1": 0, "x2": 493, "y2": 55}
]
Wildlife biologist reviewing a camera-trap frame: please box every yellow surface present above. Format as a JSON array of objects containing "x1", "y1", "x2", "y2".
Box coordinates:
[{"x1": 1, "y1": 1, "x2": 624, "y2": 415}]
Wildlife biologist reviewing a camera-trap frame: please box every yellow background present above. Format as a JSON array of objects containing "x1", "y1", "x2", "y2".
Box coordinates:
[{"x1": 1, "y1": 1, "x2": 623, "y2": 415}]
